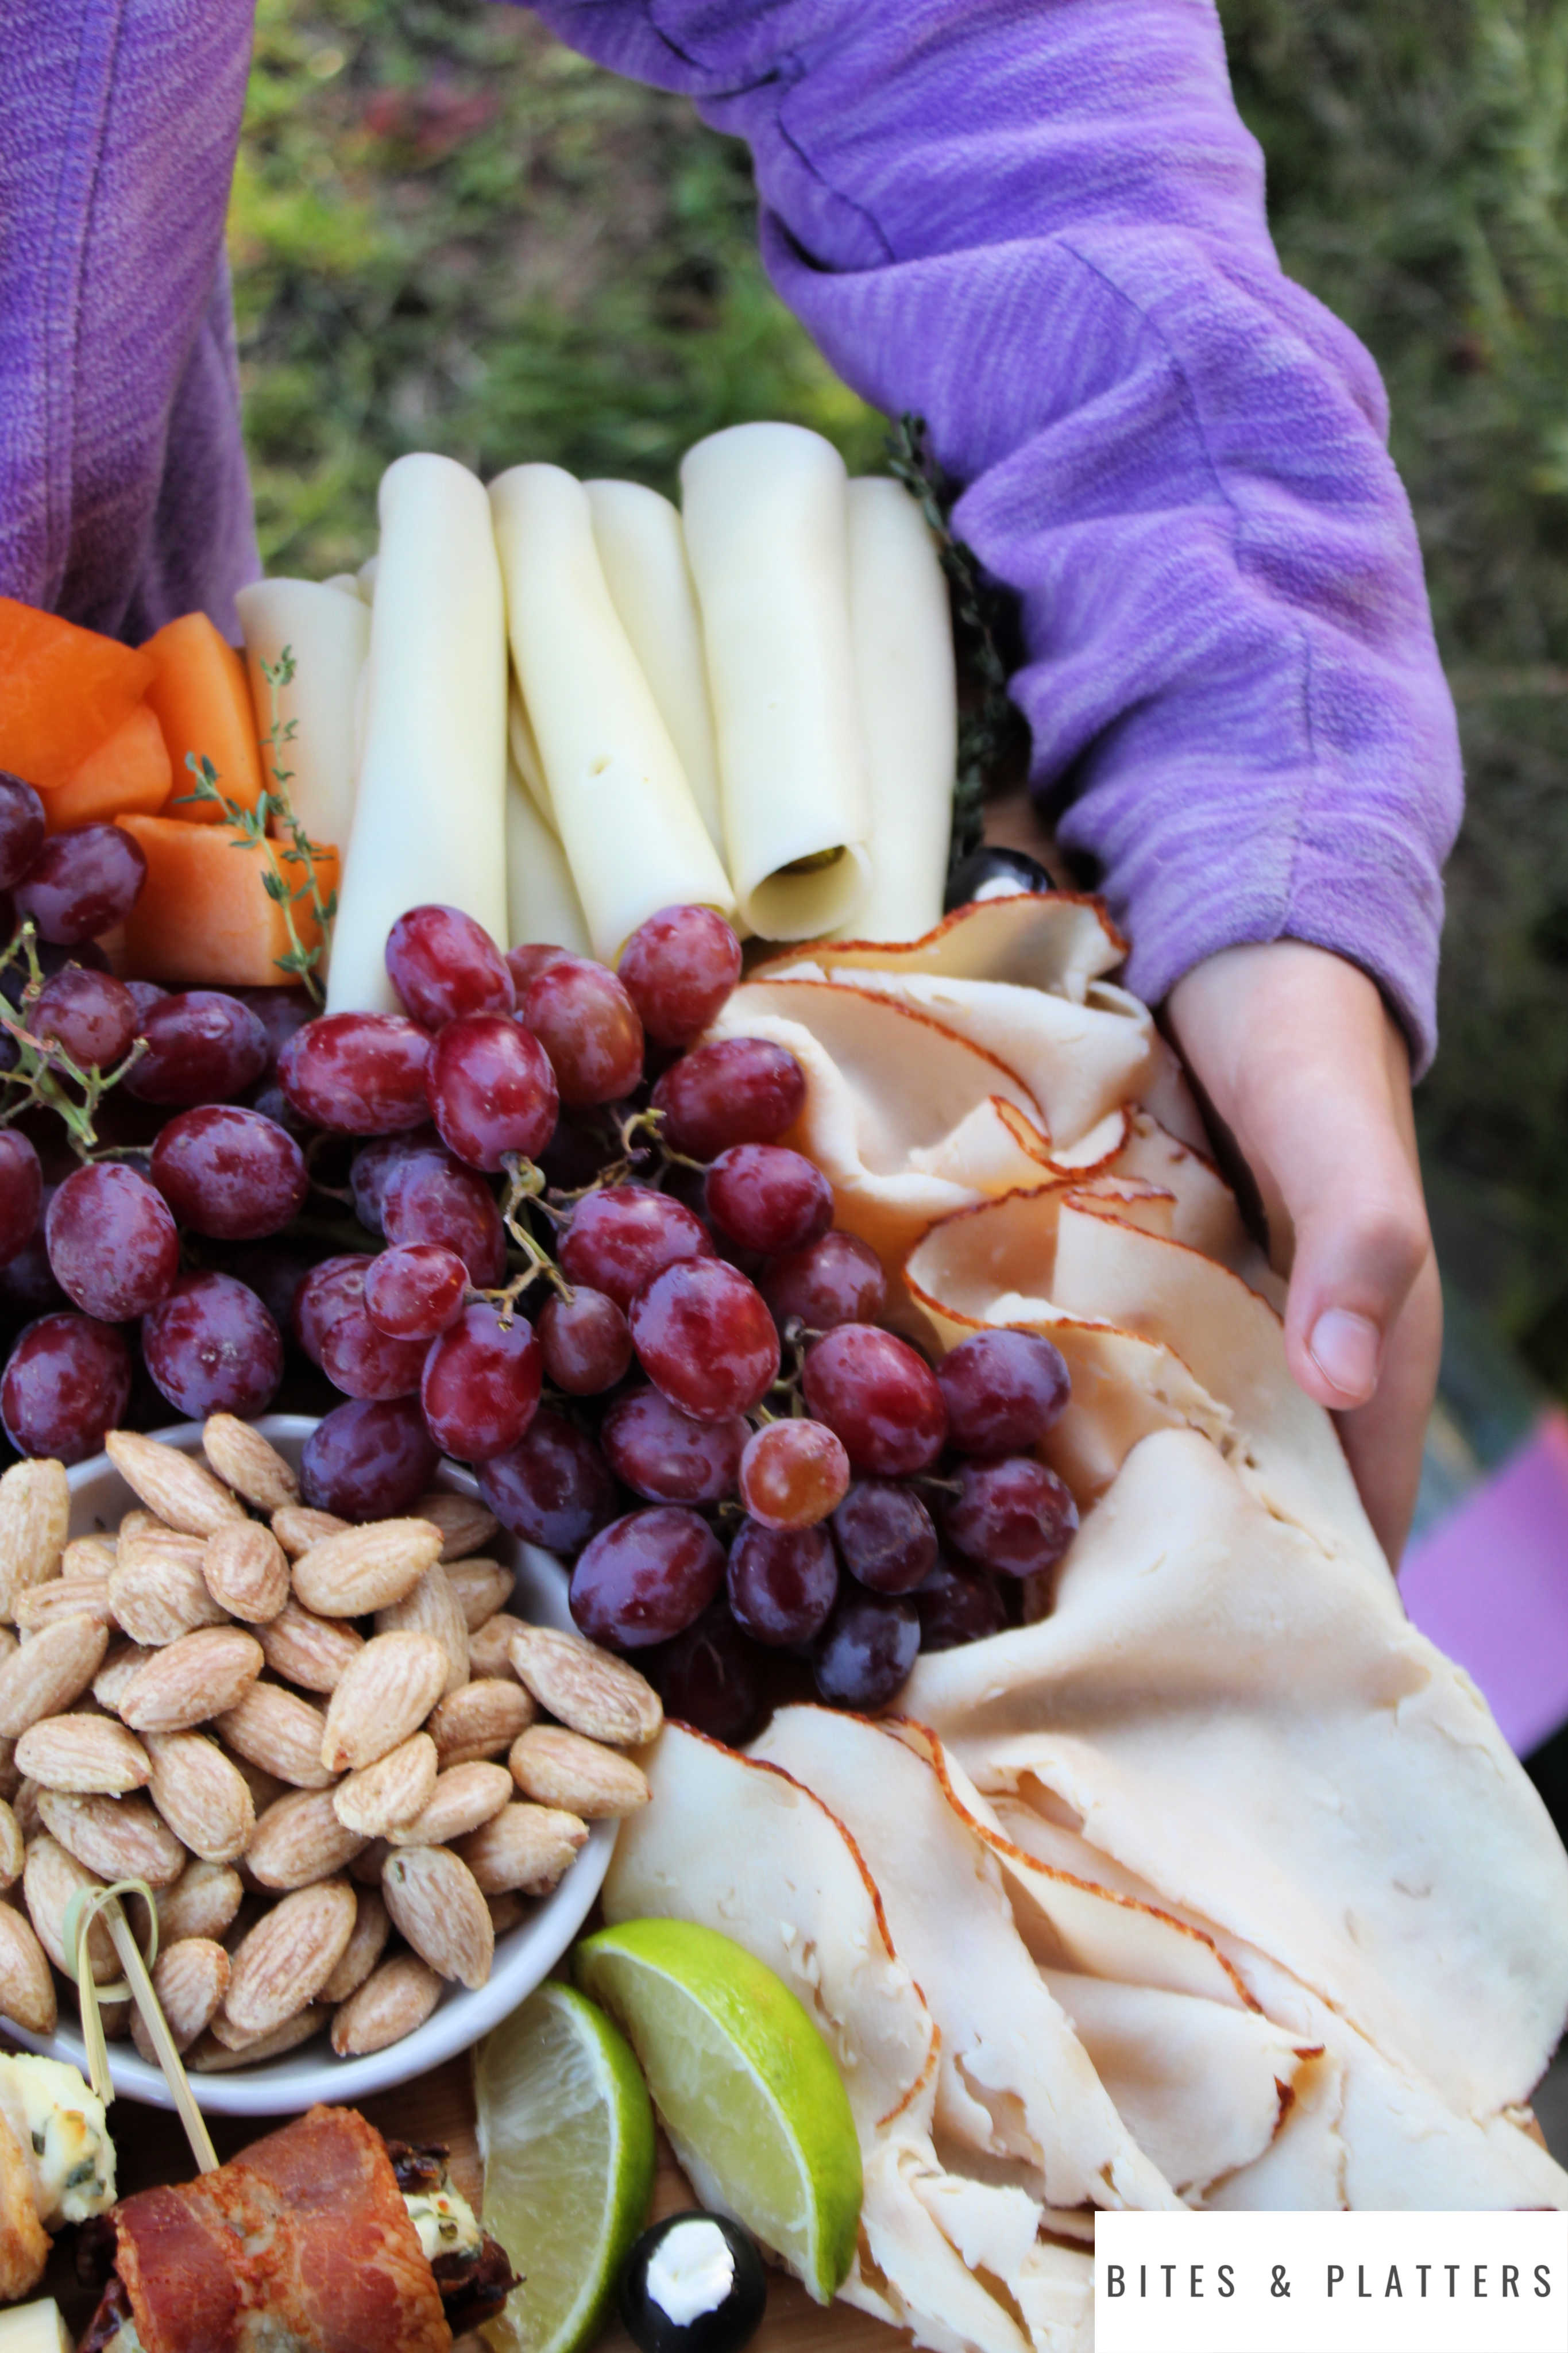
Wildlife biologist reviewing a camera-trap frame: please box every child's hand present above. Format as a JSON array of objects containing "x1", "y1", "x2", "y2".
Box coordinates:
[{"x1": 1168, "y1": 940, "x2": 1440, "y2": 1565}]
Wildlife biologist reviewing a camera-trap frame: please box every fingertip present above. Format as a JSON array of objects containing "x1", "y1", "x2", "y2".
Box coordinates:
[{"x1": 1306, "y1": 1307, "x2": 1382, "y2": 1407}]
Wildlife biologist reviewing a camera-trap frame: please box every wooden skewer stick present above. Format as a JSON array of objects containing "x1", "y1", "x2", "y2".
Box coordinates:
[{"x1": 65, "y1": 1877, "x2": 219, "y2": 2177}]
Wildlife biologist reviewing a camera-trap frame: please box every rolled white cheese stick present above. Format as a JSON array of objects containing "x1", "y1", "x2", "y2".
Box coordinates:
[
  {"x1": 356, "y1": 554, "x2": 379, "y2": 604},
  {"x1": 327, "y1": 453, "x2": 509, "y2": 1013},
  {"x1": 585, "y1": 479, "x2": 724, "y2": 854},
  {"x1": 234, "y1": 577, "x2": 370, "y2": 852},
  {"x1": 837, "y1": 477, "x2": 956, "y2": 943},
  {"x1": 321, "y1": 573, "x2": 362, "y2": 600},
  {"x1": 505, "y1": 759, "x2": 592, "y2": 956},
  {"x1": 490, "y1": 463, "x2": 736, "y2": 963},
  {"x1": 679, "y1": 423, "x2": 870, "y2": 940},
  {"x1": 507, "y1": 685, "x2": 559, "y2": 836}
]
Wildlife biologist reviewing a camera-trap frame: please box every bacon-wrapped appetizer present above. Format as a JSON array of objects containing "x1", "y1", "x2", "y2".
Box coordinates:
[{"x1": 76, "y1": 2105, "x2": 515, "y2": 2353}]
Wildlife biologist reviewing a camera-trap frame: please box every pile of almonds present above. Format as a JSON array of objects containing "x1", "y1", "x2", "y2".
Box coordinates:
[{"x1": 0, "y1": 1422, "x2": 658, "y2": 2069}]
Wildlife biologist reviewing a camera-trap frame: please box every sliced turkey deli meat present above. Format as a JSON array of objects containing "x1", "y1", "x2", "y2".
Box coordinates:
[
  {"x1": 680, "y1": 423, "x2": 871, "y2": 939},
  {"x1": 327, "y1": 454, "x2": 509, "y2": 1014},
  {"x1": 235, "y1": 574, "x2": 370, "y2": 851},
  {"x1": 490, "y1": 462, "x2": 735, "y2": 963},
  {"x1": 505, "y1": 755, "x2": 591, "y2": 956},
  {"x1": 586, "y1": 477, "x2": 727, "y2": 857},
  {"x1": 76, "y1": 2105, "x2": 515, "y2": 2353},
  {"x1": 835, "y1": 476, "x2": 955, "y2": 944}
]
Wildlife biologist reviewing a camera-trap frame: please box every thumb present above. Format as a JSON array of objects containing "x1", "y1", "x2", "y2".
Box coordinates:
[{"x1": 1279, "y1": 1129, "x2": 1432, "y2": 1411}]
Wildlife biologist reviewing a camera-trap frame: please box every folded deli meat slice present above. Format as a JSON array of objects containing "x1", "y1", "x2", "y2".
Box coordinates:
[{"x1": 908, "y1": 1428, "x2": 1568, "y2": 2137}]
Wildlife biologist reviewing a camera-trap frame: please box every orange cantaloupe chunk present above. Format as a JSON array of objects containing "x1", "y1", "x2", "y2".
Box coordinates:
[
  {"x1": 142, "y1": 612, "x2": 265, "y2": 821},
  {"x1": 118, "y1": 813, "x2": 338, "y2": 989},
  {"x1": 0, "y1": 598, "x2": 155, "y2": 789},
  {"x1": 41, "y1": 704, "x2": 173, "y2": 834}
]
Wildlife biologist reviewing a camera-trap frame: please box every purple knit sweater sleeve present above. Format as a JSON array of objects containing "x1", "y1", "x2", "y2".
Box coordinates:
[{"x1": 534, "y1": 0, "x2": 1463, "y2": 1069}]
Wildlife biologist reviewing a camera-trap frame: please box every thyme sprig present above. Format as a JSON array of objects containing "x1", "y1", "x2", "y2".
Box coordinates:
[
  {"x1": 173, "y1": 646, "x2": 337, "y2": 1001},
  {"x1": 0, "y1": 921, "x2": 145, "y2": 1155},
  {"x1": 887, "y1": 413, "x2": 1029, "y2": 877}
]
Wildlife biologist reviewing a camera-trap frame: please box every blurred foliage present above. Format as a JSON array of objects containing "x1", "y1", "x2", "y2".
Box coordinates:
[{"x1": 234, "y1": 0, "x2": 1568, "y2": 1394}]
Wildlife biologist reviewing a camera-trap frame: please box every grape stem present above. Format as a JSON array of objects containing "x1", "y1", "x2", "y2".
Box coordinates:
[
  {"x1": 499, "y1": 1153, "x2": 574, "y2": 1304},
  {"x1": 0, "y1": 919, "x2": 147, "y2": 1156}
]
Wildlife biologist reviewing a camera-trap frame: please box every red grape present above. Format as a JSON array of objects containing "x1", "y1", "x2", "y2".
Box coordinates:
[
  {"x1": 522, "y1": 957, "x2": 643, "y2": 1107},
  {"x1": 428, "y1": 1013, "x2": 558, "y2": 1172},
  {"x1": 300, "y1": 1396, "x2": 439, "y2": 1518},
  {"x1": 1, "y1": 938, "x2": 110, "y2": 1015},
  {"x1": 941, "y1": 1457, "x2": 1079, "y2": 1578},
  {"x1": 1, "y1": 1311, "x2": 132, "y2": 1463},
  {"x1": 802, "y1": 1325, "x2": 947, "y2": 1476},
  {"x1": 319, "y1": 1276, "x2": 431, "y2": 1401},
  {"x1": 231, "y1": 986, "x2": 315, "y2": 1071},
  {"x1": 504, "y1": 943, "x2": 573, "y2": 995},
  {"x1": 0, "y1": 774, "x2": 45, "y2": 890},
  {"x1": 739, "y1": 1419, "x2": 849, "y2": 1531},
  {"x1": 813, "y1": 1592, "x2": 920, "y2": 1709},
  {"x1": 364, "y1": 1243, "x2": 468, "y2": 1340},
  {"x1": 558, "y1": 1184, "x2": 712, "y2": 1312},
  {"x1": 917, "y1": 1560, "x2": 1009, "y2": 1652},
  {"x1": 0, "y1": 1132, "x2": 42, "y2": 1265},
  {"x1": 727, "y1": 1521, "x2": 838, "y2": 1648},
  {"x1": 124, "y1": 991, "x2": 269, "y2": 1107},
  {"x1": 570, "y1": 1506, "x2": 724, "y2": 1648},
  {"x1": 226, "y1": 1243, "x2": 313, "y2": 1338},
  {"x1": 761, "y1": 1231, "x2": 886, "y2": 1332},
  {"x1": 644, "y1": 1604, "x2": 761, "y2": 1743},
  {"x1": 831, "y1": 1479, "x2": 938, "y2": 1594},
  {"x1": 478, "y1": 1409, "x2": 617, "y2": 1553},
  {"x1": 629, "y1": 1258, "x2": 779, "y2": 1420},
  {"x1": 46, "y1": 1163, "x2": 179, "y2": 1322},
  {"x1": 12, "y1": 823, "x2": 146, "y2": 944},
  {"x1": 935, "y1": 1329, "x2": 1071, "y2": 1456},
  {"x1": 652, "y1": 1037, "x2": 805, "y2": 1161},
  {"x1": 349, "y1": 1130, "x2": 442, "y2": 1234},
  {"x1": 601, "y1": 1387, "x2": 747, "y2": 1505},
  {"x1": 420, "y1": 1300, "x2": 542, "y2": 1460},
  {"x1": 0, "y1": 1191, "x2": 64, "y2": 1318},
  {"x1": 381, "y1": 1152, "x2": 505, "y2": 1285},
  {"x1": 705, "y1": 1145, "x2": 832, "y2": 1256},
  {"x1": 125, "y1": 980, "x2": 168, "y2": 1025},
  {"x1": 149, "y1": 1106, "x2": 309, "y2": 1240},
  {"x1": 25, "y1": 968, "x2": 136, "y2": 1068},
  {"x1": 386, "y1": 904, "x2": 516, "y2": 1028},
  {"x1": 141, "y1": 1272, "x2": 283, "y2": 1419},
  {"x1": 617, "y1": 906, "x2": 741, "y2": 1048},
  {"x1": 278, "y1": 1012, "x2": 433, "y2": 1134},
  {"x1": 294, "y1": 1254, "x2": 376, "y2": 1364},
  {"x1": 537, "y1": 1286, "x2": 632, "y2": 1394}
]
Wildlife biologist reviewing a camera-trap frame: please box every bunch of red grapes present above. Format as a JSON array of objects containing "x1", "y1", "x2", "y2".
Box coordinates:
[{"x1": 1, "y1": 768, "x2": 1079, "y2": 1728}]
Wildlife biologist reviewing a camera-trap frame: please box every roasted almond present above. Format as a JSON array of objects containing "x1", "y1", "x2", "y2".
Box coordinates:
[
  {"x1": 106, "y1": 1431, "x2": 247, "y2": 1537},
  {"x1": 132, "y1": 1935, "x2": 231, "y2": 2059},
  {"x1": 14, "y1": 1576, "x2": 113, "y2": 1634},
  {"x1": 245, "y1": 1789, "x2": 367, "y2": 1891},
  {"x1": 217, "y1": 1681, "x2": 334, "y2": 1790},
  {"x1": 37, "y1": 1789, "x2": 186, "y2": 1887},
  {"x1": 61, "y1": 1534, "x2": 117, "y2": 1579},
  {"x1": 202, "y1": 1416, "x2": 300, "y2": 1513},
  {"x1": 486, "y1": 1892, "x2": 526, "y2": 1938},
  {"x1": 223, "y1": 1877, "x2": 357, "y2": 2038},
  {"x1": 412, "y1": 1492, "x2": 500, "y2": 1564},
  {"x1": 292, "y1": 1519, "x2": 442, "y2": 1618},
  {"x1": 0, "y1": 1899, "x2": 56, "y2": 2034},
  {"x1": 466, "y1": 1610, "x2": 526, "y2": 1680},
  {"x1": 11, "y1": 1776, "x2": 41, "y2": 1839},
  {"x1": 144, "y1": 1731, "x2": 255, "y2": 1866},
  {"x1": 331, "y1": 1734, "x2": 438, "y2": 1839},
  {"x1": 375, "y1": 1564, "x2": 468, "y2": 1697},
  {"x1": 427, "y1": 1677, "x2": 535, "y2": 1769},
  {"x1": 191, "y1": 2005, "x2": 327, "y2": 2068},
  {"x1": 271, "y1": 1505, "x2": 347, "y2": 1559},
  {"x1": 156, "y1": 1858, "x2": 244, "y2": 1945},
  {"x1": 227, "y1": 1752, "x2": 286, "y2": 1819},
  {"x1": 0, "y1": 1613, "x2": 109, "y2": 1737},
  {"x1": 93, "y1": 1643, "x2": 153, "y2": 1711},
  {"x1": 387, "y1": 1760, "x2": 513, "y2": 1848},
  {"x1": 202, "y1": 1521, "x2": 291, "y2": 1625},
  {"x1": 456, "y1": 1802, "x2": 587, "y2": 1896},
  {"x1": 348, "y1": 1838, "x2": 391, "y2": 1887},
  {"x1": 320, "y1": 1633, "x2": 448, "y2": 1773},
  {"x1": 509, "y1": 1625, "x2": 662, "y2": 1746},
  {"x1": 22, "y1": 1834, "x2": 117, "y2": 1980},
  {"x1": 447, "y1": 1561, "x2": 516, "y2": 1634},
  {"x1": 509, "y1": 1725, "x2": 650, "y2": 1819},
  {"x1": 109, "y1": 1529, "x2": 227, "y2": 1646},
  {"x1": 0, "y1": 1797, "x2": 20, "y2": 1889},
  {"x1": 118, "y1": 1626, "x2": 264, "y2": 1733},
  {"x1": 16, "y1": 1714, "x2": 149, "y2": 1795},
  {"x1": 382, "y1": 1845, "x2": 493, "y2": 1988},
  {"x1": 319, "y1": 1887, "x2": 390, "y2": 2004},
  {"x1": 0, "y1": 1459, "x2": 69, "y2": 1619},
  {"x1": 331, "y1": 1951, "x2": 442, "y2": 2057},
  {"x1": 254, "y1": 1598, "x2": 363, "y2": 1695}
]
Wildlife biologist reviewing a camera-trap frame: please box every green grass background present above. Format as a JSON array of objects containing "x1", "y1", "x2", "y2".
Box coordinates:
[{"x1": 232, "y1": 0, "x2": 1568, "y2": 1407}]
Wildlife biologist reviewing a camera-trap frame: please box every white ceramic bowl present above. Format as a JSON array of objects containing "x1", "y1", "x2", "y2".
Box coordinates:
[{"x1": 5, "y1": 1414, "x2": 614, "y2": 2115}]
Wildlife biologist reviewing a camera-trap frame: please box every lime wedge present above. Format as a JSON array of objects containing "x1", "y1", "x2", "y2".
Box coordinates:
[
  {"x1": 574, "y1": 1918, "x2": 862, "y2": 2304},
  {"x1": 474, "y1": 1979, "x2": 656, "y2": 2353}
]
